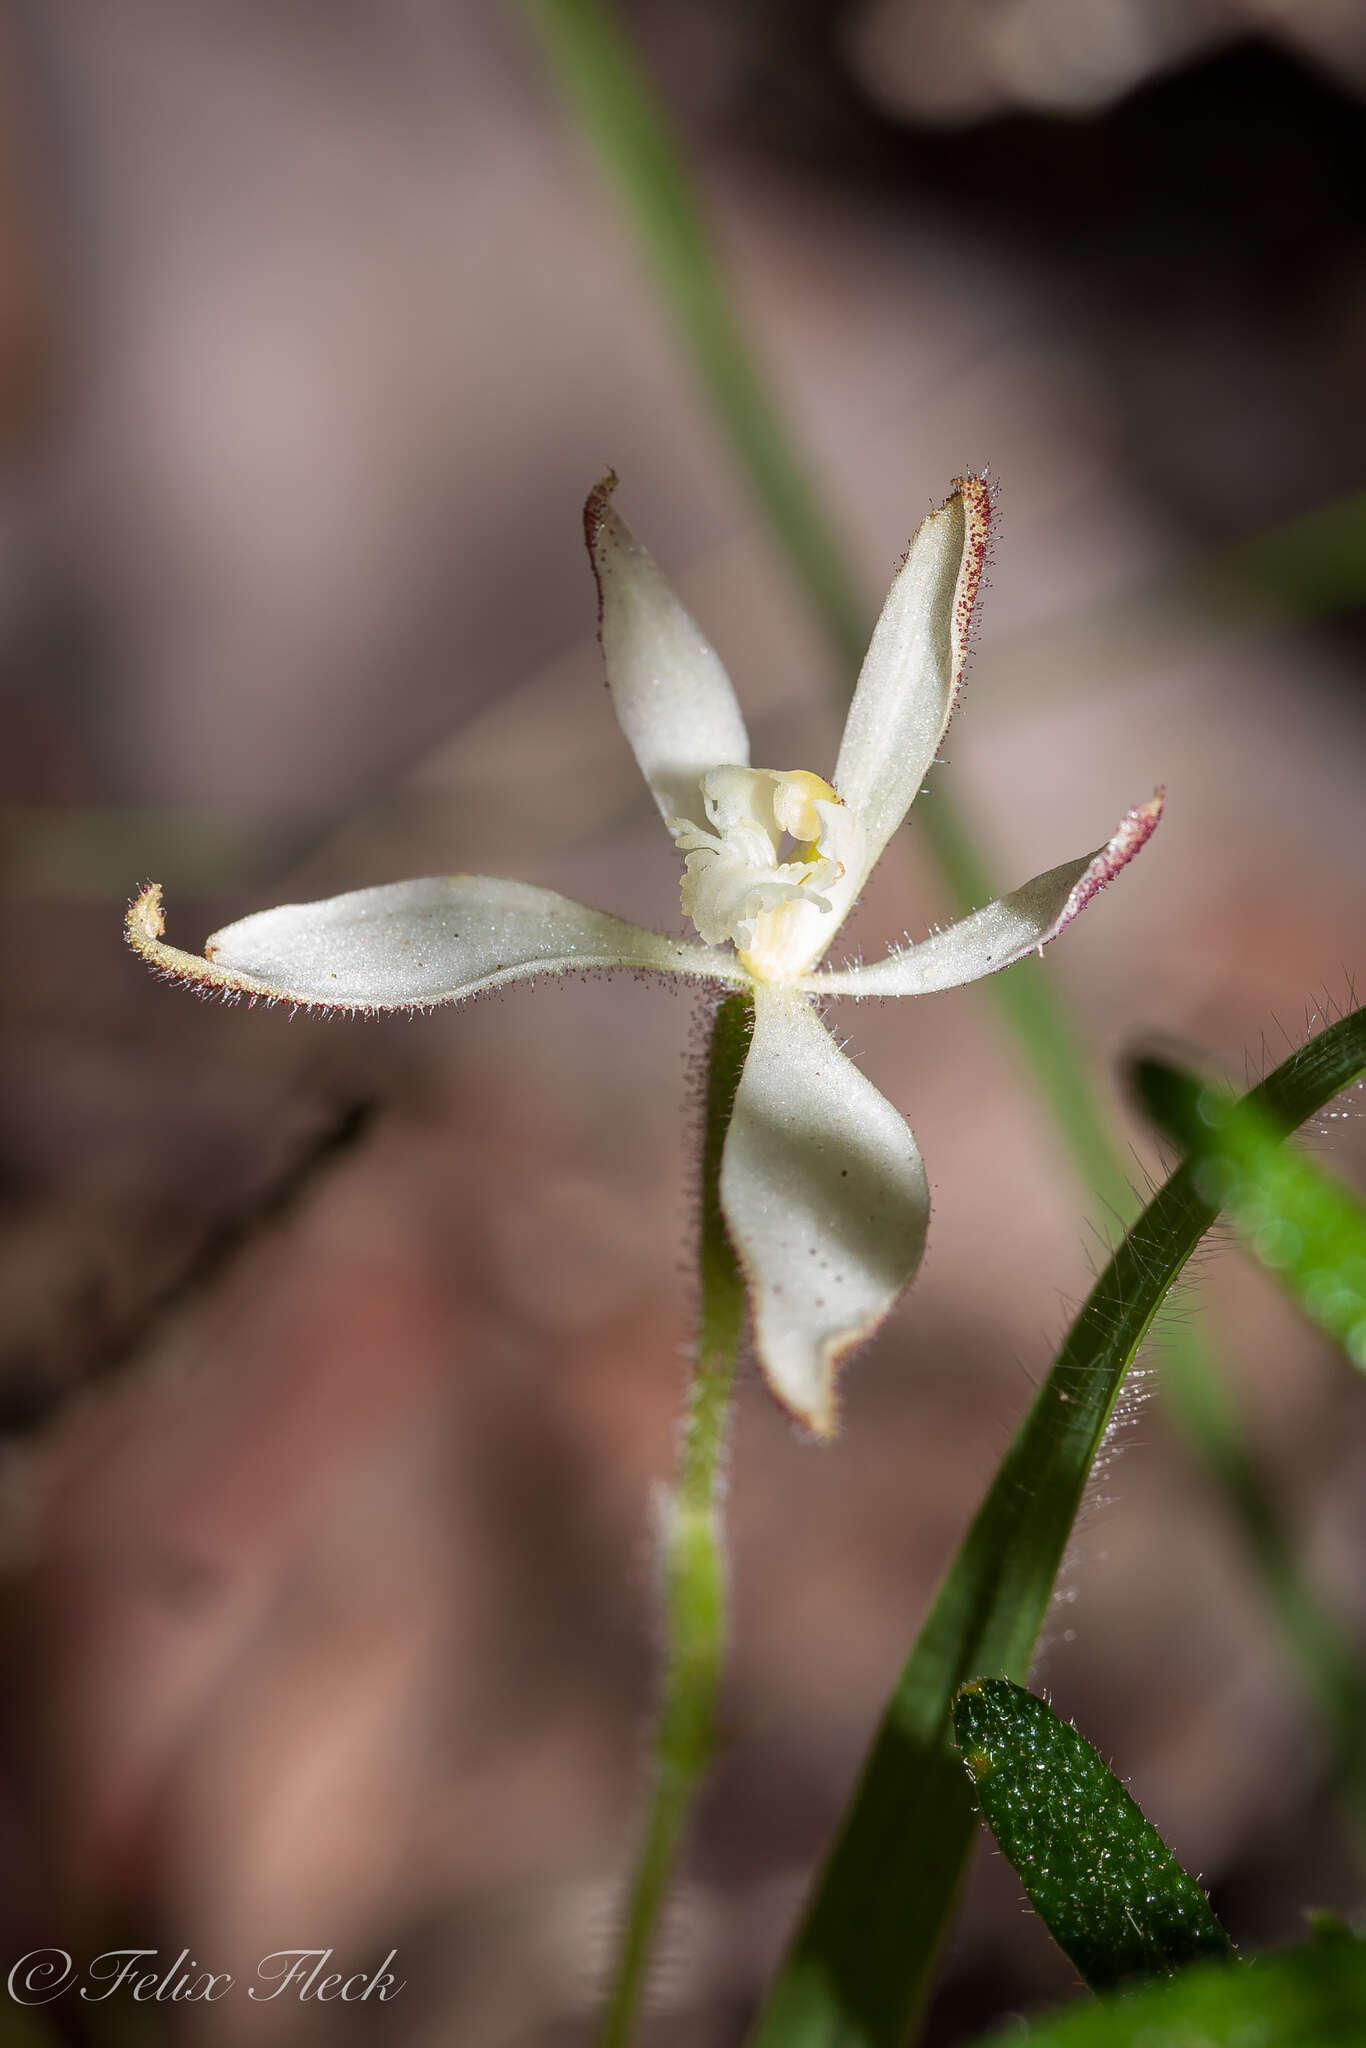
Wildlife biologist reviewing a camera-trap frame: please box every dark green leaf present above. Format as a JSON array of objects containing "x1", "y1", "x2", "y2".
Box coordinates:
[
  {"x1": 976, "y1": 1937, "x2": 1366, "y2": 2048},
  {"x1": 954, "y1": 1678, "x2": 1233, "y2": 1990}
]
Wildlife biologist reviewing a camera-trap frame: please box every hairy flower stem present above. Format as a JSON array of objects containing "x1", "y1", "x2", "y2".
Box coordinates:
[{"x1": 598, "y1": 992, "x2": 753, "y2": 2048}]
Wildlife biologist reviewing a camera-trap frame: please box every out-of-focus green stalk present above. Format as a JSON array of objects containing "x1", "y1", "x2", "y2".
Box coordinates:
[
  {"x1": 1195, "y1": 485, "x2": 1366, "y2": 623},
  {"x1": 1159, "y1": 1331, "x2": 1366, "y2": 1838},
  {"x1": 1135, "y1": 1061, "x2": 1366, "y2": 1837},
  {"x1": 597, "y1": 992, "x2": 753, "y2": 2048},
  {"x1": 520, "y1": 0, "x2": 867, "y2": 668},
  {"x1": 1158, "y1": 1325, "x2": 1366, "y2": 1840},
  {"x1": 519, "y1": 0, "x2": 1129, "y2": 1226},
  {"x1": 521, "y1": 0, "x2": 1366, "y2": 1937},
  {"x1": 911, "y1": 784, "x2": 1134, "y2": 1214}
]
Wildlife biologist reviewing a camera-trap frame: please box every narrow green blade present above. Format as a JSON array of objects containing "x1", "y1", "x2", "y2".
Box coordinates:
[
  {"x1": 1137, "y1": 1058, "x2": 1366, "y2": 1371},
  {"x1": 976, "y1": 1937, "x2": 1366, "y2": 2048},
  {"x1": 751, "y1": 1007, "x2": 1366, "y2": 2048},
  {"x1": 954, "y1": 1678, "x2": 1232, "y2": 1990}
]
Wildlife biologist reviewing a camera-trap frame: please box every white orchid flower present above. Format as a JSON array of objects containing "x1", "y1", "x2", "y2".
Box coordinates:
[{"x1": 128, "y1": 475, "x2": 1161, "y2": 1436}]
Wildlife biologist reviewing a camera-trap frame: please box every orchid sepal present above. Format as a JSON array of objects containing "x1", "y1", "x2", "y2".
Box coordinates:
[
  {"x1": 126, "y1": 876, "x2": 746, "y2": 1013},
  {"x1": 832, "y1": 473, "x2": 992, "y2": 900},
  {"x1": 801, "y1": 793, "x2": 1164, "y2": 999},
  {"x1": 585, "y1": 472, "x2": 750, "y2": 831}
]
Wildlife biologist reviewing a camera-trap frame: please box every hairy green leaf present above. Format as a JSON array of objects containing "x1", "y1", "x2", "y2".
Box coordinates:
[{"x1": 954, "y1": 1678, "x2": 1232, "y2": 1990}]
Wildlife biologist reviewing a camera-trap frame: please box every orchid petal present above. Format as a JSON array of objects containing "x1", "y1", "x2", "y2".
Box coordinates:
[
  {"x1": 808, "y1": 793, "x2": 1163, "y2": 998},
  {"x1": 720, "y1": 983, "x2": 929, "y2": 1437},
  {"x1": 585, "y1": 475, "x2": 750, "y2": 827},
  {"x1": 833, "y1": 475, "x2": 991, "y2": 890},
  {"x1": 126, "y1": 876, "x2": 742, "y2": 1012}
]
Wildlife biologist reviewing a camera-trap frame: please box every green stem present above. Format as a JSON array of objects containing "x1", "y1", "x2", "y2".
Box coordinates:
[{"x1": 598, "y1": 992, "x2": 753, "y2": 2048}]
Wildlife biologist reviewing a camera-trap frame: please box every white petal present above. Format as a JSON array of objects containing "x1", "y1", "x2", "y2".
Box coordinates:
[
  {"x1": 127, "y1": 876, "x2": 743, "y2": 1011},
  {"x1": 585, "y1": 475, "x2": 750, "y2": 826},
  {"x1": 720, "y1": 984, "x2": 928, "y2": 1437},
  {"x1": 833, "y1": 475, "x2": 991, "y2": 886},
  {"x1": 809, "y1": 793, "x2": 1163, "y2": 998}
]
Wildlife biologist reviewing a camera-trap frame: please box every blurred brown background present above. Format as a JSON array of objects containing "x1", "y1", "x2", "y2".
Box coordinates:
[{"x1": 1, "y1": 2, "x2": 1365, "y2": 2043}]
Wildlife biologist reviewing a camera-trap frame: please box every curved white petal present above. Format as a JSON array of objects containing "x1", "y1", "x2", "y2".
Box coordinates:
[
  {"x1": 127, "y1": 876, "x2": 742, "y2": 1011},
  {"x1": 809, "y1": 793, "x2": 1163, "y2": 998},
  {"x1": 585, "y1": 475, "x2": 750, "y2": 826},
  {"x1": 720, "y1": 984, "x2": 928, "y2": 1437},
  {"x1": 833, "y1": 475, "x2": 991, "y2": 891}
]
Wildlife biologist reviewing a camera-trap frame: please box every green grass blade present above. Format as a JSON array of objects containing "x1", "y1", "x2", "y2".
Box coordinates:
[
  {"x1": 953, "y1": 1678, "x2": 1233, "y2": 1991},
  {"x1": 1137, "y1": 1058, "x2": 1366, "y2": 1371},
  {"x1": 975, "y1": 1937, "x2": 1366, "y2": 2048},
  {"x1": 751, "y1": 1007, "x2": 1366, "y2": 2048}
]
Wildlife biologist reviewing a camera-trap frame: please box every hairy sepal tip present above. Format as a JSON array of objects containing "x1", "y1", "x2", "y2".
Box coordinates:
[
  {"x1": 1059, "y1": 789, "x2": 1164, "y2": 934},
  {"x1": 582, "y1": 469, "x2": 621, "y2": 625}
]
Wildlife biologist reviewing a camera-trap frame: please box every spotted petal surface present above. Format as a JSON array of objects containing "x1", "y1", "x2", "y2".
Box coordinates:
[
  {"x1": 720, "y1": 984, "x2": 929, "y2": 1435},
  {"x1": 127, "y1": 877, "x2": 742, "y2": 1011}
]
